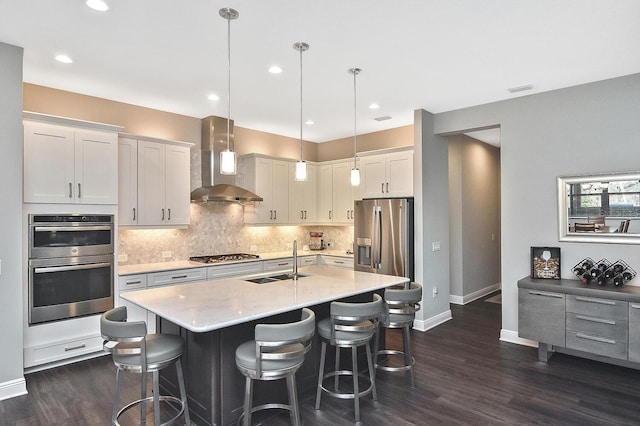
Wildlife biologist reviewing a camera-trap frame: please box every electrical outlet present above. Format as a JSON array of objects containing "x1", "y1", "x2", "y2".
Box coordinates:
[
  {"x1": 162, "y1": 251, "x2": 172, "y2": 258},
  {"x1": 250, "y1": 245, "x2": 258, "y2": 252},
  {"x1": 432, "y1": 286, "x2": 438, "y2": 298},
  {"x1": 432, "y1": 242, "x2": 441, "y2": 251},
  {"x1": 118, "y1": 253, "x2": 128, "y2": 262},
  {"x1": 286, "y1": 243, "x2": 293, "y2": 249}
]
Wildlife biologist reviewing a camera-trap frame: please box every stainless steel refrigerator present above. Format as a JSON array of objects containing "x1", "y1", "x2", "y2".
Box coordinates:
[{"x1": 354, "y1": 198, "x2": 414, "y2": 280}]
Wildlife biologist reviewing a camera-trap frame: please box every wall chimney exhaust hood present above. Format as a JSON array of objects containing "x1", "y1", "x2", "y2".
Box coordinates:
[{"x1": 190, "y1": 116, "x2": 263, "y2": 203}]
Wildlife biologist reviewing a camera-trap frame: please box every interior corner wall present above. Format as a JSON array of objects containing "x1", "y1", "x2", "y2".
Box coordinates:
[
  {"x1": 0, "y1": 42, "x2": 26, "y2": 399},
  {"x1": 434, "y1": 73, "x2": 640, "y2": 336},
  {"x1": 448, "y1": 136, "x2": 464, "y2": 297},
  {"x1": 414, "y1": 110, "x2": 451, "y2": 325}
]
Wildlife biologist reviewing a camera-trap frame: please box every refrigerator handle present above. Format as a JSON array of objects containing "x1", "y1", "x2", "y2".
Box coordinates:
[{"x1": 373, "y1": 205, "x2": 382, "y2": 269}]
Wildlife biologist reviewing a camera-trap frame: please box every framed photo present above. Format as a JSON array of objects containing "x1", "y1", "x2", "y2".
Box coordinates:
[{"x1": 531, "y1": 247, "x2": 561, "y2": 279}]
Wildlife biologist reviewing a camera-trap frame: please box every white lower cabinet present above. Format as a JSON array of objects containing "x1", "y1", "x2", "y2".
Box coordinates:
[
  {"x1": 24, "y1": 334, "x2": 105, "y2": 369},
  {"x1": 147, "y1": 268, "x2": 206, "y2": 287},
  {"x1": 208, "y1": 262, "x2": 263, "y2": 280},
  {"x1": 297, "y1": 255, "x2": 318, "y2": 267},
  {"x1": 263, "y1": 258, "x2": 295, "y2": 273},
  {"x1": 321, "y1": 255, "x2": 354, "y2": 269}
]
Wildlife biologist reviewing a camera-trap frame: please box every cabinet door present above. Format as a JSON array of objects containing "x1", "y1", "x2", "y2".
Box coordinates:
[
  {"x1": 360, "y1": 155, "x2": 386, "y2": 199},
  {"x1": 253, "y1": 157, "x2": 274, "y2": 223},
  {"x1": 317, "y1": 165, "x2": 333, "y2": 222},
  {"x1": 289, "y1": 163, "x2": 317, "y2": 223},
  {"x1": 118, "y1": 138, "x2": 138, "y2": 225},
  {"x1": 629, "y1": 303, "x2": 640, "y2": 362},
  {"x1": 386, "y1": 151, "x2": 413, "y2": 197},
  {"x1": 271, "y1": 160, "x2": 289, "y2": 223},
  {"x1": 24, "y1": 122, "x2": 75, "y2": 203},
  {"x1": 165, "y1": 144, "x2": 191, "y2": 225},
  {"x1": 75, "y1": 130, "x2": 118, "y2": 204},
  {"x1": 137, "y1": 140, "x2": 166, "y2": 225},
  {"x1": 518, "y1": 288, "x2": 565, "y2": 347},
  {"x1": 332, "y1": 162, "x2": 355, "y2": 223}
]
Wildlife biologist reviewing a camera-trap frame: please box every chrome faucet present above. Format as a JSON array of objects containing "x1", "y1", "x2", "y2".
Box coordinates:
[{"x1": 292, "y1": 240, "x2": 298, "y2": 280}]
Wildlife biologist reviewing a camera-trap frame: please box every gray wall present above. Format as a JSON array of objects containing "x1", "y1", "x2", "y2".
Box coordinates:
[
  {"x1": 0, "y1": 42, "x2": 25, "y2": 398},
  {"x1": 449, "y1": 135, "x2": 501, "y2": 299},
  {"x1": 432, "y1": 73, "x2": 640, "y2": 336}
]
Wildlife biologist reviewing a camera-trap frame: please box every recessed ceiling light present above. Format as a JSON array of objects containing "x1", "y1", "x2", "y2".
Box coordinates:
[
  {"x1": 86, "y1": 0, "x2": 109, "y2": 12},
  {"x1": 55, "y1": 54, "x2": 74, "y2": 64},
  {"x1": 208, "y1": 93, "x2": 220, "y2": 101},
  {"x1": 507, "y1": 84, "x2": 533, "y2": 93},
  {"x1": 304, "y1": 120, "x2": 315, "y2": 125},
  {"x1": 268, "y1": 66, "x2": 282, "y2": 74},
  {"x1": 368, "y1": 103, "x2": 380, "y2": 110}
]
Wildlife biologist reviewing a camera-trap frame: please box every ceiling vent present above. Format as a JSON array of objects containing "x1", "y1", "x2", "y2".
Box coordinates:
[
  {"x1": 507, "y1": 84, "x2": 533, "y2": 93},
  {"x1": 374, "y1": 115, "x2": 392, "y2": 122}
]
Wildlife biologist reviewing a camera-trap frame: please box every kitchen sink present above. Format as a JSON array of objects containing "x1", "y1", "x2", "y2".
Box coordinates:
[{"x1": 244, "y1": 273, "x2": 309, "y2": 284}]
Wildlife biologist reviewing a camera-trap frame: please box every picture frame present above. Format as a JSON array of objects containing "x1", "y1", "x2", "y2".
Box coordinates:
[{"x1": 530, "y1": 246, "x2": 561, "y2": 279}]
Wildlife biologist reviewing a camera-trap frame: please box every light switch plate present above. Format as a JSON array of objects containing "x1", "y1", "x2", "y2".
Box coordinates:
[{"x1": 432, "y1": 242, "x2": 441, "y2": 251}]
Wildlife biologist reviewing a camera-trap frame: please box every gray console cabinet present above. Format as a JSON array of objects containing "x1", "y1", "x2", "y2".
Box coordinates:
[
  {"x1": 629, "y1": 303, "x2": 640, "y2": 362},
  {"x1": 518, "y1": 288, "x2": 565, "y2": 349}
]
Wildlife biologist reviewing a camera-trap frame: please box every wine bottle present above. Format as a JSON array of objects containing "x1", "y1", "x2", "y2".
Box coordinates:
[
  {"x1": 581, "y1": 272, "x2": 591, "y2": 285},
  {"x1": 597, "y1": 275, "x2": 607, "y2": 286},
  {"x1": 613, "y1": 264, "x2": 624, "y2": 274},
  {"x1": 623, "y1": 271, "x2": 633, "y2": 283},
  {"x1": 590, "y1": 267, "x2": 600, "y2": 278},
  {"x1": 613, "y1": 275, "x2": 624, "y2": 286}
]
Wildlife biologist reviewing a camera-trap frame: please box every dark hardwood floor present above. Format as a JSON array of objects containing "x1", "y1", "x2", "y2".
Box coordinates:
[{"x1": 3, "y1": 293, "x2": 640, "y2": 425}]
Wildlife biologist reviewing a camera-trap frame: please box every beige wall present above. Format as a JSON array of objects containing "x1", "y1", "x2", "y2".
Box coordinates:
[
  {"x1": 23, "y1": 83, "x2": 201, "y2": 143},
  {"x1": 235, "y1": 127, "x2": 318, "y2": 161},
  {"x1": 317, "y1": 124, "x2": 413, "y2": 161}
]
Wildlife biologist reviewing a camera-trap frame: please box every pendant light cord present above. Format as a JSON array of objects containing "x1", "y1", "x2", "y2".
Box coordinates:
[
  {"x1": 299, "y1": 46, "x2": 303, "y2": 161},
  {"x1": 353, "y1": 69, "x2": 358, "y2": 169},
  {"x1": 226, "y1": 11, "x2": 231, "y2": 151}
]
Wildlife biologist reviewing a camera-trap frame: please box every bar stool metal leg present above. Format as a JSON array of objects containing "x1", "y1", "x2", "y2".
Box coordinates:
[{"x1": 315, "y1": 341, "x2": 327, "y2": 410}]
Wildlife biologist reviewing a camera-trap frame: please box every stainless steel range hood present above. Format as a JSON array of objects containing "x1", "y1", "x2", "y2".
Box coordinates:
[{"x1": 190, "y1": 116, "x2": 263, "y2": 203}]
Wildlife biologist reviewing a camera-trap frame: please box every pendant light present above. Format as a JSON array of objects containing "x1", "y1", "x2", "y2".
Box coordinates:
[
  {"x1": 219, "y1": 7, "x2": 238, "y2": 175},
  {"x1": 348, "y1": 67, "x2": 362, "y2": 186},
  {"x1": 294, "y1": 42, "x2": 309, "y2": 181}
]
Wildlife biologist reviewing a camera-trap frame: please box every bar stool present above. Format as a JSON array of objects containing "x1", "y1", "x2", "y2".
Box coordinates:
[
  {"x1": 235, "y1": 307, "x2": 315, "y2": 426},
  {"x1": 375, "y1": 282, "x2": 422, "y2": 388},
  {"x1": 100, "y1": 306, "x2": 190, "y2": 426},
  {"x1": 315, "y1": 294, "x2": 382, "y2": 422}
]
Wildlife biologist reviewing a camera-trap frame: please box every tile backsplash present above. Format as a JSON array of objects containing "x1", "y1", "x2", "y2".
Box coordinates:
[{"x1": 118, "y1": 202, "x2": 354, "y2": 265}]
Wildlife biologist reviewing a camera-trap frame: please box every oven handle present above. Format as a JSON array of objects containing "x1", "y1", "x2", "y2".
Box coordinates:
[
  {"x1": 34, "y1": 225, "x2": 113, "y2": 232},
  {"x1": 34, "y1": 262, "x2": 112, "y2": 274}
]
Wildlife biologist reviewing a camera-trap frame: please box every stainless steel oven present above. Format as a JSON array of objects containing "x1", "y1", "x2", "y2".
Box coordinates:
[
  {"x1": 28, "y1": 214, "x2": 114, "y2": 258},
  {"x1": 28, "y1": 214, "x2": 115, "y2": 325}
]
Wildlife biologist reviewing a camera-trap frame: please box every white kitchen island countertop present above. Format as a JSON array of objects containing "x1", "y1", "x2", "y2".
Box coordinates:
[{"x1": 120, "y1": 265, "x2": 407, "y2": 333}]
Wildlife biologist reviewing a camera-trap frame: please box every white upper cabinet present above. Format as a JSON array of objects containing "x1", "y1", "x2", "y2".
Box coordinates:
[
  {"x1": 118, "y1": 135, "x2": 192, "y2": 228},
  {"x1": 288, "y1": 163, "x2": 318, "y2": 223},
  {"x1": 360, "y1": 150, "x2": 413, "y2": 199},
  {"x1": 242, "y1": 155, "x2": 289, "y2": 224},
  {"x1": 317, "y1": 160, "x2": 358, "y2": 224},
  {"x1": 24, "y1": 115, "x2": 121, "y2": 204}
]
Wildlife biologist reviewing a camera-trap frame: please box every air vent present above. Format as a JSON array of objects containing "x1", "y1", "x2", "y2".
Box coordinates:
[
  {"x1": 507, "y1": 84, "x2": 533, "y2": 93},
  {"x1": 374, "y1": 115, "x2": 392, "y2": 122}
]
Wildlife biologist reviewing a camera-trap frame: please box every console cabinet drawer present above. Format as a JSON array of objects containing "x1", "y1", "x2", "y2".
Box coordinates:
[
  {"x1": 629, "y1": 303, "x2": 640, "y2": 362},
  {"x1": 518, "y1": 289, "x2": 565, "y2": 347},
  {"x1": 566, "y1": 295, "x2": 628, "y2": 321},
  {"x1": 566, "y1": 312, "x2": 628, "y2": 341},
  {"x1": 566, "y1": 330, "x2": 627, "y2": 360},
  {"x1": 148, "y1": 268, "x2": 206, "y2": 287}
]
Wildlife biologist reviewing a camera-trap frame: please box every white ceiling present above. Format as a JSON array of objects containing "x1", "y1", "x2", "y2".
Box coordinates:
[{"x1": 1, "y1": 0, "x2": 639, "y2": 143}]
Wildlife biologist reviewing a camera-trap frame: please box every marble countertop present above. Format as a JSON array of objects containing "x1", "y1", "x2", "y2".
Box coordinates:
[
  {"x1": 118, "y1": 250, "x2": 353, "y2": 276},
  {"x1": 120, "y1": 265, "x2": 407, "y2": 333}
]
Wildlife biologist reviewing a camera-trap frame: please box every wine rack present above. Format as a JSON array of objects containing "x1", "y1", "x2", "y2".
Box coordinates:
[{"x1": 572, "y1": 257, "x2": 636, "y2": 286}]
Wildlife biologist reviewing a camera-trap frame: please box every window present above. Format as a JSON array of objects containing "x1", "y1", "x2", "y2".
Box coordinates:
[{"x1": 568, "y1": 180, "x2": 640, "y2": 218}]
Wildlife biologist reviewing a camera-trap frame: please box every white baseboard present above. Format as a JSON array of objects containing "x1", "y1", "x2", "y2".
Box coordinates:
[
  {"x1": 500, "y1": 329, "x2": 538, "y2": 347},
  {"x1": 449, "y1": 282, "x2": 501, "y2": 305},
  {"x1": 413, "y1": 309, "x2": 452, "y2": 332},
  {"x1": 0, "y1": 377, "x2": 27, "y2": 401}
]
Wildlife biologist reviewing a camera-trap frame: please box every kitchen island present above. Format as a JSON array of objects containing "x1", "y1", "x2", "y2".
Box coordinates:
[{"x1": 121, "y1": 265, "x2": 408, "y2": 425}]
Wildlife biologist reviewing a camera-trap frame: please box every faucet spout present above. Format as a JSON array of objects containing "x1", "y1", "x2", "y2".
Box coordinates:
[{"x1": 292, "y1": 240, "x2": 298, "y2": 280}]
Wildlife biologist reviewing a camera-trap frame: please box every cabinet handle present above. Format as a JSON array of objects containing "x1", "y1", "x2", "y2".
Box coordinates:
[
  {"x1": 162, "y1": 208, "x2": 165, "y2": 220},
  {"x1": 575, "y1": 296, "x2": 615, "y2": 305},
  {"x1": 333, "y1": 260, "x2": 345, "y2": 264},
  {"x1": 528, "y1": 291, "x2": 563, "y2": 299},
  {"x1": 277, "y1": 262, "x2": 289, "y2": 266},
  {"x1": 132, "y1": 208, "x2": 136, "y2": 221},
  {"x1": 126, "y1": 279, "x2": 142, "y2": 285},
  {"x1": 300, "y1": 210, "x2": 304, "y2": 219},
  {"x1": 631, "y1": 304, "x2": 640, "y2": 309},
  {"x1": 575, "y1": 333, "x2": 616, "y2": 345},
  {"x1": 69, "y1": 182, "x2": 73, "y2": 198},
  {"x1": 329, "y1": 210, "x2": 332, "y2": 220},
  {"x1": 172, "y1": 275, "x2": 188, "y2": 279},
  {"x1": 386, "y1": 182, "x2": 389, "y2": 193},
  {"x1": 168, "y1": 208, "x2": 171, "y2": 220},
  {"x1": 65, "y1": 343, "x2": 86, "y2": 352},
  {"x1": 270, "y1": 210, "x2": 273, "y2": 220},
  {"x1": 575, "y1": 315, "x2": 616, "y2": 325},
  {"x1": 304, "y1": 210, "x2": 307, "y2": 219},
  {"x1": 381, "y1": 183, "x2": 384, "y2": 193},
  {"x1": 274, "y1": 210, "x2": 277, "y2": 220},
  {"x1": 77, "y1": 183, "x2": 82, "y2": 198}
]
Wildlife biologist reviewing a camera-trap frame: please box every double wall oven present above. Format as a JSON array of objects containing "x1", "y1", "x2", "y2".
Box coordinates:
[{"x1": 28, "y1": 214, "x2": 114, "y2": 325}]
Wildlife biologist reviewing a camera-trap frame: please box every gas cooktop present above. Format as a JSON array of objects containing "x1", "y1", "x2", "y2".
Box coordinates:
[{"x1": 189, "y1": 253, "x2": 260, "y2": 264}]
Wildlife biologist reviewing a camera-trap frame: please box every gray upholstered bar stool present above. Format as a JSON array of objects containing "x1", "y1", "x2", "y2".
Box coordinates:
[
  {"x1": 315, "y1": 294, "x2": 382, "y2": 423},
  {"x1": 100, "y1": 306, "x2": 190, "y2": 426},
  {"x1": 375, "y1": 282, "x2": 422, "y2": 388},
  {"x1": 235, "y1": 307, "x2": 315, "y2": 426}
]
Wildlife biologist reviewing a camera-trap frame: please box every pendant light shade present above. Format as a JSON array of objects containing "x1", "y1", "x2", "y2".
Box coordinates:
[
  {"x1": 294, "y1": 42, "x2": 309, "y2": 181},
  {"x1": 219, "y1": 7, "x2": 238, "y2": 175},
  {"x1": 348, "y1": 67, "x2": 362, "y2": 186}
]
